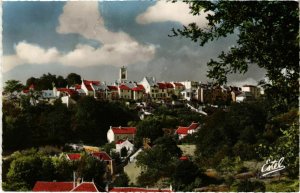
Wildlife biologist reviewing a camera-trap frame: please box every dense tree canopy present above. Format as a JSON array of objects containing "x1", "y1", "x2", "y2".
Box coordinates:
[
  {"x1": 66, "y1": 73, "x2": 82, "y2": 86},
  {"x1": 4, "y1": 80, "x2": 24, "y2": 95},
  {"x1": 25, "y1": 73, "x2": 80, "y2": 91},
  {"x1": 172, "y1": 1, "x2": 299, "y2": 111},
  {"x1": 2, "y1": 96, "x2": 139, "y2": 152}
]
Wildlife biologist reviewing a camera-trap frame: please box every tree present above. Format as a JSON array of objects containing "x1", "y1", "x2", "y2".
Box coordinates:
[
  {"x1": 76, "y1": 153, "x2": 106, "y2": 186},
  {"x1": 136, "y1": 137, "x2": 182, "y2": 186},
  {"x1": 4, "y1": 80, "x2": 24, "y2": 95},
  {"x1": 172, "y1": 1, "x2": 299, "y2": 111},
  {"x1": 56, "y1": 75, "x2": 68, "y2": 88},
  {"x1": 113, "y1": 173, "x2": 129, "y2": 187},
  {"x1": 26, "y1": 77, "x2": 37, "y2": 87},
  {"x1": 67, "y1": 73, "x2": 81, "y2": 86},
  {"x1": 5, "y1": 150, "x2": 55, "y2": 191},
  {"x1": 172, "y1": 160, "x2": 200, "y2": 190},
  {"x1": 135, "y1": 117, "x2": 165, "y2": 148}
]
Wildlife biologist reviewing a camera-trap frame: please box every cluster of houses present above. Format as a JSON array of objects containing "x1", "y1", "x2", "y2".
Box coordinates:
[
  {"x1": 17, "y1": 67, "x2": 262, "y2": 107},
  {"x1": 31, "y1": 121, "x2": 199, "y2": 192}
]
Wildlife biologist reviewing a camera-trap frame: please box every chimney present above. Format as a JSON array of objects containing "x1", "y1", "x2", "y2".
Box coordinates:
[{"x1": 119, "y1": 126, "x2": 121, "y2": 129}]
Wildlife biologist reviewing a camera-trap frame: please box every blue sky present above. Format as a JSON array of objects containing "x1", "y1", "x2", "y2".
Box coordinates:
[{"x1": 2, "y1": 1, "x2": 265, "y2": 85}]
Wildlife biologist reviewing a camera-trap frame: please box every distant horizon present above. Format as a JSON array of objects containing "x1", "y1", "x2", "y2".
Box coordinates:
[{"x1": 6, "y1": 71, "x2": 261, "y2": 88}]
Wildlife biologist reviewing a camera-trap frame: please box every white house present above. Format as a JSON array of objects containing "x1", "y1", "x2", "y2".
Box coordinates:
[
  {"x1": 241, "y1": 85, "x2": 260, "y2": 99},
  {"x1": 81, "y1": 80, "x2": 98, "y2": 96},
  {"x1": 139, "y1": 77, "x2": 159, "y2": 99},
  {"x1": 181, "y1": 89, "x2": 194, "y2": 101},
  {"x1": 107, "y1": 126, "x2": 137, "y2": 143},
  {"x1": 115, "y1": 139, "x2": 134, "y2": 156}
]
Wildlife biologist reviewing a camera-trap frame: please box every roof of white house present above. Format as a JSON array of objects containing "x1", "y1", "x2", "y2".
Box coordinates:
[{"x1": 142, "y1": 77, "x2": 156, "y2": 86}]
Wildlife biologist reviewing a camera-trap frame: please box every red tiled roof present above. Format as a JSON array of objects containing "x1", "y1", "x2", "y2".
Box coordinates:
[
  {"x1": 67, "y1": 89, "x2": 78, "y2": 96},
  {"x1": 109, "y1": 187, "x2": 172, "y2": 192},
  {"x1": 176, "y1": 122, "x2": 200, "y2": 135},
  {"x1": 157, "y1": 83, "x2": 166, "y2": 89},
  {"x1": 67, "y1": 153, "x2": 81, "y2": 161},
  {"x1": 23, "y1": 89, "x2": 30, "y2": 93},
  {"x1": 179, "y1": 156, "x2": 189, "y2": 161},
  {"x1": 57, "y1": 88, "x2": 78, "y2": 96},
  {"x1": 33, "y1": 181, "x2": 74, "y2": 192},
  {"x1": 84, "y1": 80, "x2": 100, "y2": 86},
  {"x1": 107, "y1": 86, "x2": 118, "y2": 91},
  {"x1": 111, "y1": 127, "x2": 136, "y2": 134},
  {"x1": 85, "y1": 84, "x2": 93, "y2": 91},
  {"x1": 137, "y1": 84, "x2": 145, "y2": 90},
  {"x1": 165, "y1": 82, "x2": 174, "y2": 88},
  {"x1": 71, "y1": 182, "x2": 98, "y2": 192},
  {"x1": 173, "y1": 82, "x2": 184, "y2": 87},
  {"x1": 119, "y1": 84, "x2": 131, "y2": 90},
  {"x1": 176, "y1": 127, "x2": 189, "y2": 135},
  {"x1": 132, "y1": 86, "x2": 144, "y2": 91},
  {"x1": 189, "y1": 122, "x2": 200, "y2": 130},
  {"x1": 92, "y1": 152, "x2": 112, "y2": 161}
]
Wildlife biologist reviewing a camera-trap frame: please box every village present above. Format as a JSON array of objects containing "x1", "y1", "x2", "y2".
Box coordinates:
[
  {"x1": 2, "y1": 67, "x2": 270, "y2": 192},
  {"x1": 11, "y1": 66, "x2": 262, "y2": 109}
]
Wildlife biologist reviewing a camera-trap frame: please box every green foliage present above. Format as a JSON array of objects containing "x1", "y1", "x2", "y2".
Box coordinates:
[
  {"x1": 3, "y1": 96, "x2": 139, "y2": 152},
  {"x1": 76, "y1": 153, "x2": 106, "y2": 185},
  {"x1": 74, "y1": 97, "x2": 139, "y2": 145},
  {"x1": 113, "y1": 173, "x2": 130, "y2": 187},
  {"x1": 135, "y1": 117, "x2": 165, "y2": 147},
  {"x1": 217, "y1": 156, "x2": 242, "y2": 175},
  {"x1": 256, "y1": 108, "x2": 299, "y2": 178},
  {"x1": 4, "y1": 80, "x2": 24, "y2": 94},
  {"x1": 236, "y1": 179, "x2": 266, "y2": 192},
  {"x1": 66, "y1": 73, "x2": 81, "y2": 86},
  {"x1": 51, "y1": 156, "x2": 74, "y2": 181},
  {"x1": 25, "y1": 73, "x2": 73, "y2": 90},
  {"x1": 103, "y1": 142, "x2": 115, "y2": 155},
  {"x1": 136, "y1": 137, "x2": 182, "y2": 186},
  {"x1": 3, "y1": 149, "x2": 106, "y2": 191},
  {"x1": 172, "y1": 160, "x2": 200, "y2": 190},
  {"x1": 194, "y1": 102, "x2": 267, "y2": 166},
  {"x1": 265, "y1": 179, "x2": 299, "y2": 192},
  {"x1": 6, "y1": 150, "x2": 55, "y2": 190}
]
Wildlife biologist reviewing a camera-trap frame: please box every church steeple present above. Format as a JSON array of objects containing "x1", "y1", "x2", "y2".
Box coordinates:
[{"x1": 119, "y1": 66, "x2": 127, "y2": 83}]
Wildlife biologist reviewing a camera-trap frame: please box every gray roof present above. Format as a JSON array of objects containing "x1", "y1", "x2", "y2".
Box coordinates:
[{"x1": 143, "y1": 76, "x2": 156, "y2": 86}]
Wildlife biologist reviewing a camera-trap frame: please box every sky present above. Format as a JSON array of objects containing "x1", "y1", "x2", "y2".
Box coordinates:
[{"x1": 2, "y1": 1, "x2": 266, "y2": 86}]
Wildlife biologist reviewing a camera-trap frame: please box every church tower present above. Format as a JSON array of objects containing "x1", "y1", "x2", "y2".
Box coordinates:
[{"x1": 119, "y1": 66, "x2": 127, "y2": 83}]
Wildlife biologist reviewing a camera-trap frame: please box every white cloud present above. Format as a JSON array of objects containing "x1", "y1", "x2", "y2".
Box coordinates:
[
  {"x1": 136, "y1": 1, "x2": 211, "y2": 27},
  {"x1": 3, "y1": 1, "x2": 155, "y2": 72},
  {"x1": 15, "y1": 42, "x2": 61, "y2": 64}
]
